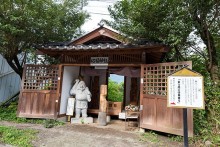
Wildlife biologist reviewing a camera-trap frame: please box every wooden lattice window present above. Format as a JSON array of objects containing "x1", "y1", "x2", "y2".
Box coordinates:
[
  {"x1": 23, "y1": 65, "x2": 59, "y2": 90},
  {"x1": 63, "y1": 52, "x2": 142, "y2": 64},
  {"x1": 142, "y1": 62, "x2": 192, "y2": 96}
]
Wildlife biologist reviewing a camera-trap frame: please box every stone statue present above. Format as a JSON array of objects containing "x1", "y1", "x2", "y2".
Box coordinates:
[{"x1": 70, "y1": 79, "x2": 91, "y2": 118}]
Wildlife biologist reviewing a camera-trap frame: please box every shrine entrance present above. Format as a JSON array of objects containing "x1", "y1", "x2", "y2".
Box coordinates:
[{"x1": 17, "y1": 26, "x2": 194, "y2": 136}]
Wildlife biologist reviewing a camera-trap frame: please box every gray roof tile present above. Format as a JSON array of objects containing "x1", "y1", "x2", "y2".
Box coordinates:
[{"x1": 39, "y1": 43, "x2": 164, "y2": 51}]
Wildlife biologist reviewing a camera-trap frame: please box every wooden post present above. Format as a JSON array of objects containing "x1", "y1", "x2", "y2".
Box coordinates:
[
  {"x1": 67, "y1": 115, "x2": 71, "y2": 122},
  {"x1": 98, "y1": 85, "x2": 107, "y2": 126},
  {"x1": 100, "y1": 85, "x2": 107, "y2": 112},
  {"x1": 183, "y1": 108, "x2": 189, "y2": 147}
]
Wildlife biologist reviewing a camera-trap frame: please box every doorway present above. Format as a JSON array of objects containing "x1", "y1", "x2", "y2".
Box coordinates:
[{"x1": 107, "y1": 74, "x2": 124, "y2": 103}]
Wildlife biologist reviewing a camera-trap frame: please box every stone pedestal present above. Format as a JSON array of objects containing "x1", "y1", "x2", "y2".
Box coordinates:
[
  {"x1": 71, "y1": 117, "x2": 93, "y2": 124},
  {"x1": 98, "y1": 112, "x2": 107, "y2": 126}
]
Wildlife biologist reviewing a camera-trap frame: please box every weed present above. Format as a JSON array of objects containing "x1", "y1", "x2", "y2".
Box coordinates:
[
  {"x1": 81, "y1": 118, "x2": 84, "y2": 124},
  {"x1": 0, "y1": 125, "x2": 38, "y2": 147},
  {"x1": 168, "y1": 134, "x2": 183, "y2": 142},
  {"x1": 139, "y1": 131, "x2": 160, "y2": 143},
  {"x1": 0, "y1": 102, "x2": 64, "y2": 127},
  {"x1": 44, "y1": 119, "x2": 54, "y2": 128},
  {"x1": 43, "y1": 119, "x2": 64, "y2": 128}
]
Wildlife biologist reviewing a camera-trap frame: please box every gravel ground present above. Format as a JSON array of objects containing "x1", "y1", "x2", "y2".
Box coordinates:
[{"x1": 0, "y1": 119, "x2": 187, "y2": 147}]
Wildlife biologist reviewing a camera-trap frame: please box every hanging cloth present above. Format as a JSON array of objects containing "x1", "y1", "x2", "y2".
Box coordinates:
[{"x1": 109, "y1": 67, "x2": 140, "y2": 77}]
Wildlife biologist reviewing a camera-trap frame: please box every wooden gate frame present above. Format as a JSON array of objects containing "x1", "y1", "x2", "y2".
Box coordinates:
[
  {"x1": 17, "y1": 64, "x2": 62, "y2": 119},
  {"x1": 140, "y1": 61, "x2": 193, "y2": 136}
]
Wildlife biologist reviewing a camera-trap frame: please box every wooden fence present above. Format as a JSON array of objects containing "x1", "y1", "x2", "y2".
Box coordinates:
[{"x1": 0, "y1": 55, "x2": 21, "y2": 103}]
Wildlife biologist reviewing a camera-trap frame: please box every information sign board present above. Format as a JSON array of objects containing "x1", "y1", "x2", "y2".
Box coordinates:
[
  {"x1": 66, "y1": 98, "x2": 75, "y2": 116},
  {"x1": 167, "y1": 68, "x2": 204, "y2": 109}
]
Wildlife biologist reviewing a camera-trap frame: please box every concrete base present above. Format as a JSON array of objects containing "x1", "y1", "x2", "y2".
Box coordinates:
[
  {"x1": 93, "y1": 116, "x2": 111, "y2": 123},
  {"x1": 98, "y1": 112, "x2": 107, "y2": 126},
  {"x1": 71, "y1": 117, "x2": 93, "y2": 124}
]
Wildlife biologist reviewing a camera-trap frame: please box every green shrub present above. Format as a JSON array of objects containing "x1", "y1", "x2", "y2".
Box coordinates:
[{"x1": 191, "y1": 55, "x2": 220, "y2": 145}]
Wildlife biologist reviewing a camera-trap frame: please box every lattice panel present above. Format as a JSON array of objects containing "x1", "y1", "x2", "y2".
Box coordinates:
[
  {"x1": 23, "y1": 65, "x2": 59, "y2": 90},
  {"x1": 142, "y1": 62, "x2": 191, "y2": 96},
  {"x1": 62, "y1": 52, "x2": 142, "y2": 64}
]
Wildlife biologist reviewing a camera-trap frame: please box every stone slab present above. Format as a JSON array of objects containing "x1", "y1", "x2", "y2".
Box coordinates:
[{"x1": 71, "y1": 117, "x2": 93, "y2": 124}]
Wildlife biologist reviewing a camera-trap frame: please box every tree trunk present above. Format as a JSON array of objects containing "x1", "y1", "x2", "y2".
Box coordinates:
[
  {"x1": 6, "y1": 59, "x2": 23, "y2": 79},
  {"x1": 192, "y1": 12, "x2": 220, "y2": 87},
  {"x1": 210, "y1": 64, "x2": 220, "y2": 87},
  {"x1": 201, "y1": 28, "x2": 219, "y2": 87}
]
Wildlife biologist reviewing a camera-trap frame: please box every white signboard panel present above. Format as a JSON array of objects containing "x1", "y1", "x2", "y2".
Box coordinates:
[
  {"x1": 167, "y1": 76, "x2": 204, "y2": 109},
  {"x1": 90, "y1": 57, "x2": 108, "y2": 66},
  {"x1": 66, "y1": 98, "x2": 75, "y2": 116}
]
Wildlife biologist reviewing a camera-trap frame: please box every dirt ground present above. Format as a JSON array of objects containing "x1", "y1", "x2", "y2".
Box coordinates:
[{"x1": 0, "y1": 119, "x2": 187, "y2": 147}]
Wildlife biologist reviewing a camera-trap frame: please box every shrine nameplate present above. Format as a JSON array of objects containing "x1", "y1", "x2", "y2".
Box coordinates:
[{"x1": 90, "y1": 57, "x2": 109, "y2": 66}]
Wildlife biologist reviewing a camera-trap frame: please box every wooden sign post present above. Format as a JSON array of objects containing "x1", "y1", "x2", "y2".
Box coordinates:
[{"x1": 167, "y1": 67, "x2": 204, "y2": 147}]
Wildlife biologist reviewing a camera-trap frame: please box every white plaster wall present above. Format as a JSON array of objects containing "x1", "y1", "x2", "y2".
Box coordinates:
[
  {"x1": 125, "y1": 77, "x2": 131, "y2": 106},
  {"x1": 59, "y1": 66, "x2": 80, "y2": 114}
]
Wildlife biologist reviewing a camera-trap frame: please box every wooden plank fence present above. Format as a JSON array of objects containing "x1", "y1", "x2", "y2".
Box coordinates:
[{"x1": 0, "y1": 55, "x2": 21, "y2": 103}]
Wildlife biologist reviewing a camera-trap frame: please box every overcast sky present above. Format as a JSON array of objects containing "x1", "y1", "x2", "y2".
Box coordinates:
[{"x1": 81, "y1": 0, "x2": 119, "y2": 32}]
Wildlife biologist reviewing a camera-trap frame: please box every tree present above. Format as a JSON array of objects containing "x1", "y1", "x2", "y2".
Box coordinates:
[
  {"x1": 106, "y1": 0, "x2": 220, "y2": 87},
  {"x1": 108, "y1": 79, "x2": 124, "y2": 102},
  {"x1": 0, "y1": 0, "x2": 88, "y2": 78},
  {"x1": 106, "y1": 0, "x2": 220, "y2": 142}
]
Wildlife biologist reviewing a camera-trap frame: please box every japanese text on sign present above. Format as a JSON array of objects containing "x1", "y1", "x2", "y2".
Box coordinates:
[
  {"x1": 167, "y1": 76, "x2": 204, "y2": 108},
  {"x1": 90, "y1": 57, "x2": 109, "y2": 66}
]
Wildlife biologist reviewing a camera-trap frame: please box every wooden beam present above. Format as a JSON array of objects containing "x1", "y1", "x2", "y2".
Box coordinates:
[{"x1": 60, "y1": 63, "x2": 141, "y2": 67}]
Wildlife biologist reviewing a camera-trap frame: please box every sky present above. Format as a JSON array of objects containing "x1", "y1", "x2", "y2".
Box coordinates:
[
  {"x1": 110, "y1": 74, "x2": 124, "y2": 83},
  {"x1": 81, "y1": 0, "x2": 124, "y2": 83},
  {"x1": 81, "y1": 0, "x2": 119, "y2": 32}
]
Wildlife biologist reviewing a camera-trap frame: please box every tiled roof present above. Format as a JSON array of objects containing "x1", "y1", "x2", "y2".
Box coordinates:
[{"x1": 39, "y1": 42, "x2": 165, "y2": 51}]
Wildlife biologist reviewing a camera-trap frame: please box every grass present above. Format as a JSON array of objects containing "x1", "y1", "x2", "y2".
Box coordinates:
[
  {"x1": 0, "y1": 125, "x2": 38, "y2": 147},
  {"x1": 0, "y1": 101, "x2": 65, "y2": 146},
  {"x1": 0, "y1": 101, "x2": 66, "y2": 146},
  {"x1": 192, "y1": 133, "x2": 220, "y2": 146},
  {"x1": 0, "y1": 102, "x2": 40, "y2": 123},
  {"x1": 139, "y1": 131, "x2": 161, "y2": 143},
  {"x1": 168, "y1": 134, "x2": 183, "y2": 142},
  {"x1": 0, "y1": 102, "x2": 64, "y2": 126}
]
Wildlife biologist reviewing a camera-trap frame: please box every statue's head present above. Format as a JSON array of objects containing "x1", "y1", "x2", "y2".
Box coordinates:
[{"x1": 77, "y1": 81, "x2": 86, "y2": 91}]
